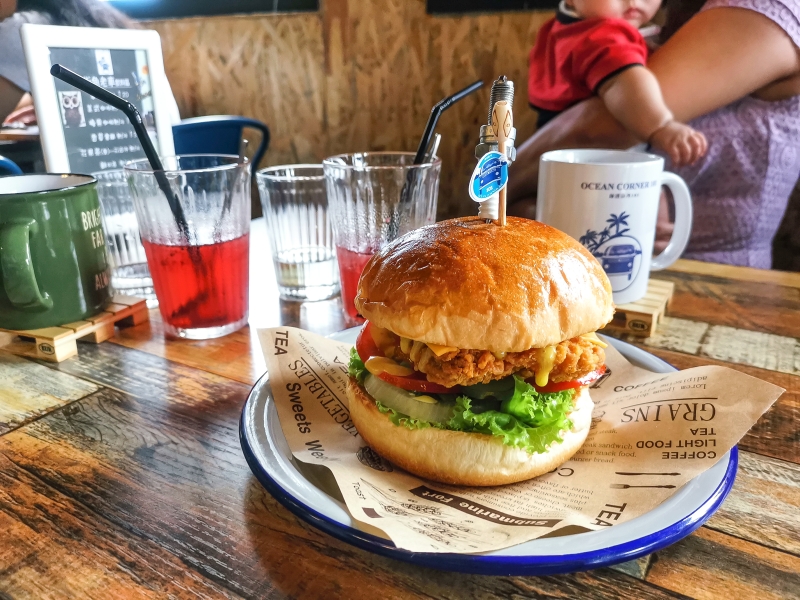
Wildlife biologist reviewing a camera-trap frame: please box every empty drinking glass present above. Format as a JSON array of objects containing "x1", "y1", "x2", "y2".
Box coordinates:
[
  {"x1": 323, "y1": 152, "x2": 440, "y2": 327},
  {"x1": 93, "y1": 170, "x2": 157, "y2": 307},
  {"x1": 256, "y1": 165, "x2": 339, "y2": 301}
]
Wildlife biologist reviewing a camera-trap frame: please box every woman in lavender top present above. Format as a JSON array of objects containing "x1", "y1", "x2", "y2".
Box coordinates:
[{"x1": 509, "y1": 0, "x2": 800, "y2": 269}]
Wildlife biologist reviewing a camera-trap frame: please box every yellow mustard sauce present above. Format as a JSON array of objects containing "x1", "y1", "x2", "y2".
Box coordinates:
[
  {"x1": 535, "y1": 345, "x2": 557, "y2": 387},
  {"x1": 410, "y1": 341, "x2": 427, "y2": 361},
  {"x1": 414, "y1": 395, "x2": 438, "y2": 404},
  {"x1": 370, "y1": 324, "x2": 399, "y2": 357},
  {"x1": 365, "y1": 356, "x2": 414, "y2": 377}
]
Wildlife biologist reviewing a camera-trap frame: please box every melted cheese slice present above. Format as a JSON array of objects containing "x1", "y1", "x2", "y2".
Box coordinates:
[
  {"x1": 398, "y1": 337, "x2": 457, "y2": 358},
  {"x1": 581, "y1": 332, "x2": 608, "y2": 348},
  {"x1": 427, "y1": 343, "x2": 458, "y2": 357}
]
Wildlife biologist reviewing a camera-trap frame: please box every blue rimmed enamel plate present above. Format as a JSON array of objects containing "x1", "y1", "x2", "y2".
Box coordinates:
[{"x1": 240, "y1": 330, "x2": 737, "y2": 575}]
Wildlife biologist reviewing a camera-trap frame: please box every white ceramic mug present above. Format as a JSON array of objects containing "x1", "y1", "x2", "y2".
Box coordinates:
[{"x1": 536, "y1": 149, "x2": 692, "y2": 305}]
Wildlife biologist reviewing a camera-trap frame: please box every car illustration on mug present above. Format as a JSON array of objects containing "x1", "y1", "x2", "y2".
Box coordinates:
[
  {"x1": 579, "y1": 213, "x2": 643, "y2": 292},
  {"x1": 595, "y1": 243, "x2": 642, "y2": 280}
]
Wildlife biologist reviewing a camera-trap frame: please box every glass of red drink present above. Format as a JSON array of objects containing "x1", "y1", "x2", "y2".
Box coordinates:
[
  {"x1": 323, "y1": 152, "x2": 441, "y2": 327},
  {"x1": 125, "y1": 155, "x2": 251, "y2": 340}
]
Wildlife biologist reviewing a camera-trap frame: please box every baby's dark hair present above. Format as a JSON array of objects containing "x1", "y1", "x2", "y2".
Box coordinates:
[
  {"x1": 660, "y1": 0, "x2": 707, "y2": 41},
  {"x1": 16, "y1": 0, "x2": 134, "y2": 28}
]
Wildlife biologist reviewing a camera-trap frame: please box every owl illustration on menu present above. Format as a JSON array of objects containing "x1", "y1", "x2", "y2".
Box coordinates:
[{"x1": 58, "y1": 91, "x2": 86, "y2": 128}]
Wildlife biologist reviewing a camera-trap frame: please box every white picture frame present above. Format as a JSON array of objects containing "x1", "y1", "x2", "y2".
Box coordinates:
[{"x1": 21, "y1": 24, "x2": 176, "y2": 173}]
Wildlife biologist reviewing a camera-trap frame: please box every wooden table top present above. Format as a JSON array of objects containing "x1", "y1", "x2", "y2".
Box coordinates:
[{"x1": 1, "y1": 219, "x2": 798, "y2": 599}]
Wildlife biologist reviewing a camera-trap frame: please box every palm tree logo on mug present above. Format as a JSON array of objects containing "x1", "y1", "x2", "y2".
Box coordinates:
[{"x1": 579, "y1": 212, "x2": 643, "y2": 292}]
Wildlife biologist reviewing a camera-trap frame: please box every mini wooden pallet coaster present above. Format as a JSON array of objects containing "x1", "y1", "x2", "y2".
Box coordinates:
[
  {"x1": 0, "y1": 295, "x2": 149, "y2": 362},
  {"x1": 600, "y1": 278, "x2": 675, "y2": 337}
]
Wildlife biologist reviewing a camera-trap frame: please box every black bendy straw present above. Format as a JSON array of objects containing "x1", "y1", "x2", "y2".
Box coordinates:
[
  {"x1": 412, "y1": 79, "x2": 484, "y2": 166},
  {"x1": 388, "y1": 79, "x2": 484, "y2": 240},
  {"x1": 50, "y1": 64, "x2": 189, "y2": 236}
]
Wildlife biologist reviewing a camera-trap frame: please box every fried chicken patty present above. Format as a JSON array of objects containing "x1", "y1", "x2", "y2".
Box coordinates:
[{"x1": 395, "y1": 336, "x2": 605, "y2": 388}]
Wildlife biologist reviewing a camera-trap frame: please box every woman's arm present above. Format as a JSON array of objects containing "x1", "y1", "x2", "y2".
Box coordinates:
[
  {"x1": 507, "y1": 98, "x2": 634, "y2": 207},
  {"x1": 508, "y1": 6, "x2": 800, "y2": 205},
  {"x1": 598, "y1": 66, "x2": 708, "y2": 165},
  {"x1": 0, "y1": 77, "x2": 25, "y2": 124},
  {"x1": 651, "y1": 7, "x2": 800, "y2": 121}
]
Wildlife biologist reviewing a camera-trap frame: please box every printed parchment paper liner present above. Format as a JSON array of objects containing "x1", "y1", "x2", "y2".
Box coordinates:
[{"x1": 257, "y1": 327, "x2": 782, "y2": 554}]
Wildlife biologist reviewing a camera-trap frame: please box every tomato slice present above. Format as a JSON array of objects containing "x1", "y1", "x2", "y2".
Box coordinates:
[
  {"x1": 373, "y1": 371, "x2": 458, "y2": 394},
  {"x1": 527, "y1": 366, "x2": 607, "y2": 394},
  {"x1": 355, "y1": 322, "x2": 460, "y2": 394},
  {"x1": 355, "y1": 321, "x2": 382, "y2": 362}
]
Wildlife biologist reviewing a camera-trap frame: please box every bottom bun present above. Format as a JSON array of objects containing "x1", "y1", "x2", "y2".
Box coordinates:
[{"x1": 346, "y1": 378, "x2": 593, "y2": 486}]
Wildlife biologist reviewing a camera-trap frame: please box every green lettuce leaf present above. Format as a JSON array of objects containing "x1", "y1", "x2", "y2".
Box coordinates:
[
  {"x1": 348, "y1": 347, "x2": 367, "y2": 384},
  {"x1": 355, "y1": 353, "x2": 576, "y2": 455},
  {"x1": 447, "y1": 387, "x2": 575, "y2": 455},
  {"x1": 501, "y1": 376, "x2": 576, "y2": 428}
]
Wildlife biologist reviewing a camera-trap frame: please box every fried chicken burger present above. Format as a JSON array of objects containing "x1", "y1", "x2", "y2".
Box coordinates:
[{"x1": 346, "y1": 216, "x2": 614, "y2": 486}]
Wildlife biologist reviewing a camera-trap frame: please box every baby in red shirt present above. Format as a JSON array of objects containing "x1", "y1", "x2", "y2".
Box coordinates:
[{"x1": 529, "y1": 0, "x2": 707, "y2": 165}]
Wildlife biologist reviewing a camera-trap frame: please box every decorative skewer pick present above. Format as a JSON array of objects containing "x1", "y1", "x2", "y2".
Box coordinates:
[
  {"x1": 471, "y1": 75, "x2": 517, "y2": 224},
  {"x1": 492, "y1": 100, "x2": 513, "y2": 226}
]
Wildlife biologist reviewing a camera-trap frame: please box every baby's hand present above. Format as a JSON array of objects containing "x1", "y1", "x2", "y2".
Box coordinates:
[{"x1": 649, "y1": 121, "x2": 708, "y2": 167}]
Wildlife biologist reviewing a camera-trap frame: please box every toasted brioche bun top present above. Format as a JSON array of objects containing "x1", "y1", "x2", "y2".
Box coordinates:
[{"x1": 355, "y1": 216, "x2": 614, "y2": 352}]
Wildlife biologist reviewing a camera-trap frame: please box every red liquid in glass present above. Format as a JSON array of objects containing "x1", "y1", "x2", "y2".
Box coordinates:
[
  {"x1": 336, "y1": 246, "x2": 375, "y2": 326},
  {"x1": 143, "y1": 234, "x2": 250, "y2": 331}
]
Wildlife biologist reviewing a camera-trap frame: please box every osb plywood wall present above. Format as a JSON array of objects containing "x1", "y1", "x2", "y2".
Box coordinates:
[{"x1": 146, "y1": 0, "x2": 553, "y2": 218}]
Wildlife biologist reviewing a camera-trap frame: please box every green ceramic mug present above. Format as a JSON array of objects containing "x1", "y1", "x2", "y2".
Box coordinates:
[{"x1": 0, "y1": 174, "x2": 111, "y2": 330}]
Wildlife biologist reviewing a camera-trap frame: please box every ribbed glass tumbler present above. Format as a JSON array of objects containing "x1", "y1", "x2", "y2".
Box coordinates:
[
  {"x1": 125, "y1": 154, "x2": 251, "y2": 340},
  {"x1": 93, "y1": 169, "x2": 157, "y2": 307},
  {"x1": 323, "y1": 152, "x2": 440, "y2": 326},
  {"x1": 256, "y1": 165, "x2": 340, "y2": 301}
]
